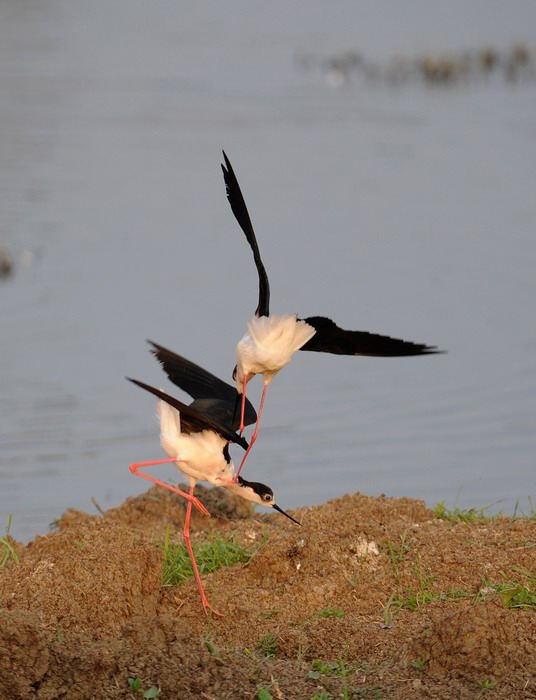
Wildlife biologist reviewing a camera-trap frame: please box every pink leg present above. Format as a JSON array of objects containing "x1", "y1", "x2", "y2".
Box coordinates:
[
  {"x1": 234, "y1": 380, "x2": 269, "y2": 480},
  {"x1": 239, "y1": 374, "x2": 248, "y2": 435},
  {"x1": 129, "y1": 458, "x2": 210, "y2": 517},
  {"x1": 183, "y1": 482, "x2": 223, "y2": 617}
]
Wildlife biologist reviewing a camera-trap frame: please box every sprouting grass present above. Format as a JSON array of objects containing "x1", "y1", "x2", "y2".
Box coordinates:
[
  {"x1": 203, "y1": 635, "x2": 223, "y2": 658},
  {"x1": 162, "y1": 527, "x2": 262, "y2": 586},
  {"x1": 439, "y1": 587, "x2": 471, "y2": 601},
  {"x1": 257, "y1": 688, "x2": 273, "y2": 700},
  {"x1": 318, "y1": 607, "x2": 345, "y2": 619},
  {"x1": 381, "y1": 531, "x2": 412, "y2": 585},
  {"x1": 477, "y1": 569, "x2": 536, "y2": 609},
  {"x1": 384, "y1": 566, "x2": 536, "y2": 614},
  {"x1": 387, "y1": 588, "x2": 437, "y2": 611},
  {"x1": 257, "y1": 632, "x2": 279, "y2": 658},
  {"x1": 307, "y1": 658, "x2": 357, "y2": 700},
  {"x1": 411, "y1": 658, "x2": 428, "y2": 672},
  {"x1": 434, "y1": 501, "x2": 502, "y2": 522},
  {"x1": 382, "y1": 542, "x2": 439, "y2": 611},
  {"x1": 1, "y1": 514, "x2": 20, "y2": 568},
  {"x1": 510, "y1": 496, "x2": 536, "y2": 520},
  {"x1": 308, "y1": 658, "x2": 351, "y2": 680},
  {"x1": 307, "y1": 658, "x2": 390, "y2": 699},
  {"x1": 127, "y1": 677, "x2": 160, "y2": 698}
]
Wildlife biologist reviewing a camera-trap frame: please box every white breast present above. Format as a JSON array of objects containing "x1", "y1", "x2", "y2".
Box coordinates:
[
  {"x1": 236, "y1": 314, "x2": 316, "y2": 383},
  {"x1": 158, "y1": 401, "x2": 233, "y2": 485}
]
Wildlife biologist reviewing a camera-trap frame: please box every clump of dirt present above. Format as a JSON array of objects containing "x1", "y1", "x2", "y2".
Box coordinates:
[
  {"x1": 409, "y1": 599, "x2": 534, "y2": 679},
  {"x1": 1, "y1": 487, "x2": 535, "y2": 699}
]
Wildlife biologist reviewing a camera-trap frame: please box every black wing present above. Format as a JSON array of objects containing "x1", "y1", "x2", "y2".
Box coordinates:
[
  {"x1": 148, "y1": 340, "x2": 257, "y2": 430},
  {"x1": 221, "y1": 151, "x2": 270, "y2": 317},
  {"x1": 127, "y1": 378, "x2": 249, "y2": 450},
  {"x1": 299, "y1": 317, "x2": 443, "y2": 356}
]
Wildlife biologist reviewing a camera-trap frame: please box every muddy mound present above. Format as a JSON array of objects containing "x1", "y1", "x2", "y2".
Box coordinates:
[
  {"x1": 410, "y1": 599, "x2": 536, "y2": 680},
  {"x1": 1, "y1": 487, "x2": 535, "y2": 699}
]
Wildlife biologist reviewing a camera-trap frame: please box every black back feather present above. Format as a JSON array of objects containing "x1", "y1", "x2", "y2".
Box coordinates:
[
  {"x1": 148, "y1": 340, "x2": 257, "y2": 431},
  {"x1": 127, "y1": 378, "x2": 248, "y2": 450}
]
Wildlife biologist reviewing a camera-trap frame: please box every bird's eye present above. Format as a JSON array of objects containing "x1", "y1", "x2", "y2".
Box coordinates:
[{"x1": 262, "y1": 493, "x2": 272, "y2": 502}]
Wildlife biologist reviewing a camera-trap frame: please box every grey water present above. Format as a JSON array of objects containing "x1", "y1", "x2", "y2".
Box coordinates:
[{"x1": 1, "y1": 1, "x2": 535, "y2": 542}]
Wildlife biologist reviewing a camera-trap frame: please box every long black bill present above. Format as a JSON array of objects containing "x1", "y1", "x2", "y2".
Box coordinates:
[{"x1": 272, "y1": 503, "x2": 301, "y2": 526}]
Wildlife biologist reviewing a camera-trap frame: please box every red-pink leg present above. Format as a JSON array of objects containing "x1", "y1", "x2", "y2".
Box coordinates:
[
  {"x1": 239, "y1": 374, "x2": 248, "y2": 435},
  {"x1": 183, "y1": 483, "x2": 223, "y2": 617},
  {"x1": 129, "y1": 458, "x2": 210, "y2": 517},
  {"x1": 234, "y1": 380, "x2": 269, "y2": 480}
]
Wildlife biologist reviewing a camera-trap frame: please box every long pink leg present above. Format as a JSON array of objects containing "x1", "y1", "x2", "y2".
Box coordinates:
[
  {"x1": 234, "y1": 379, "x2": 269, "y2": 481},
  {"x1": 129, "y1": 458, "x2": 210, "y2": 517},
  {"x1": 183, "y1": 482, "x2": 223, "y2": 617}
]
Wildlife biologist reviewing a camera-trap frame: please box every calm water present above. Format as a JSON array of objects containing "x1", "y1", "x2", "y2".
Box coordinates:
[{"x1": 1, "y1": 1, "x2": 536, "y2": 542}]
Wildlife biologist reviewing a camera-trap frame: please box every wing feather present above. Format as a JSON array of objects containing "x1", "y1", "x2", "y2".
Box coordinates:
[
  {"x1": 299, "y1": 316, "x2": 442, "y2": 356},
  {"x1": 221, "y1": 151, "x2": 270, "y2": 317},
  {"x1": 127, "y1": 378, "x2": 249, "y2": 449}
]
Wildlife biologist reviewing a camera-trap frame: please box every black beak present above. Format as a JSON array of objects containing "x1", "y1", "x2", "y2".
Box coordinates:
[{"x1": 272, "y1": 503, "x2": 301, "y2": 526}]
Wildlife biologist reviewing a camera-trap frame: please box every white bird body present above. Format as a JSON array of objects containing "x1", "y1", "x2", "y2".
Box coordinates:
[
  {"x1": 235, "y1": 313, "x2": 316, "y2": 390},
  {"x1": 158, "y1": 400, "x2": 234, "y2": 486}
]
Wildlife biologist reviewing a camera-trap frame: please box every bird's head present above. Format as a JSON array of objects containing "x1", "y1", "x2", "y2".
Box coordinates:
[
  {"x1": 232, "y1": 363, "x2": 256, "y2": 393},
  {"x1": 225, "y1": 476, "x2": 301, "y2": 525}
]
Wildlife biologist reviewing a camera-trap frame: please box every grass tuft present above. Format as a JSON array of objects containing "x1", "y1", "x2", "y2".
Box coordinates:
[
  {"x1": 162, "y1": 527, "x2": 260, "y2": 586},
  {"x1": 257, "y1": 632, "x2": 279, "y2": 658},
  {"x1": 477, "y1": 569, "x2": 536, "y2": 609},
  {"x1": 1, "y1": 514, "x2": 20, "y2": 568},
  {"x1": 127, "y1": 677, "x2": 160, "y2": 698},
  {"x1": 257, "y1": 689, "x2": 272, "y2": 700},
  {"x1": 411, "y1": 658, "x2": 428, "y2": 672},
  {"x1": 318, "y1": 607, "x2": 345, "y2": 619},
  {"x1": 434, "y1": 501, "x2": 502, "y2": 522}
]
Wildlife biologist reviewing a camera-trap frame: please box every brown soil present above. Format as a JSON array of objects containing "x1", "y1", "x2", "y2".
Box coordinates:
[{"x1": 1, "y1": 487, "x2": 535, "y2": 700}]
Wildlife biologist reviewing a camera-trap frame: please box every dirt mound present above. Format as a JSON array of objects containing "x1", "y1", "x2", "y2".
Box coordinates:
[
  {"x1": 410, "y1": 598, "x2": 536, "y2": 680},
  {"x1": 2, "y1": 517, "x2": 162, "y2": 638},
  {"x1": 1, "y1": 487, "x2": 535, "y2": 699}
]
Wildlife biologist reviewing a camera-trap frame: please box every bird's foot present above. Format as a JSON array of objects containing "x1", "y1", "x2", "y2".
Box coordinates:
[
  {"x1": 202, "y1": 597, "x2": 224, "y2": 618},
  {"x1": 188, "y1": 495, "x2": 211, "y2": 517}
]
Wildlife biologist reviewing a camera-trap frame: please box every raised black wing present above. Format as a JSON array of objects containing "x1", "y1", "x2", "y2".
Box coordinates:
[
  {"x1": 221, "y1": 151, "x2": 270, "y2": 317},
  {"x1": 148, "y1": 340, "x2": 257, "y2": 430},
  {"x1": 299, "y1": 316, "x2": 443, "y2": 356},
  {"x1": 127, "y1": 378, "x2": 249, "y2": 450}
]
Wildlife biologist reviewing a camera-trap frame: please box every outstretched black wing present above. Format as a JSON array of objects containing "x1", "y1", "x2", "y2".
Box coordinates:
[
  {"x1": 127, "y1": 378, "x2": 249, "y2": 450},
  {"x1": 221, "y1": 150, "x2": 270, "y2": 317},
  {"x1": 148, "y1": 340, "x2": 257, "y2": 430},
  {"x1": 299, "y1": 316, "x2": 442, "y2": 356}
]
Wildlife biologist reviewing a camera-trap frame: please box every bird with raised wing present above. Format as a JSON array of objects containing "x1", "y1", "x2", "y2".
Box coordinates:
[{"x1": 221, "y1": 151, "x2": 442, "y2": 479}]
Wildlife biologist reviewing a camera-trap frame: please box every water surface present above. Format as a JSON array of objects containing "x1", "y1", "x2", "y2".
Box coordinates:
[{"x1": 1, "y1": 1, "x2": 535, "y2": 541}]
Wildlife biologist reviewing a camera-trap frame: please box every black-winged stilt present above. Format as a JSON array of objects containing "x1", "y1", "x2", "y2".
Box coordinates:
[
  {"x1": 127, "y1": 377, "x2": 245, "y2": 615},
  {"x1": 145, "y1": 340, "x2": 300, "y2": 523},
  {"x1": 221, "y1": 151, "x2": 442, "y2": 478},
  {"x1": 127, "y1": 370, "x2": 299, "y2": 614}
]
